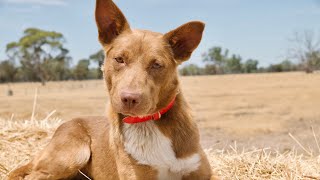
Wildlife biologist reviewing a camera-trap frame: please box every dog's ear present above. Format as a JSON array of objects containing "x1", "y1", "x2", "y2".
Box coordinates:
[
  {"x1": 95, "y1": 0, "x2": 131, "y2": 46},
  {"x1": 164, "y1": 21, "x2": 205, "y2": 63}
]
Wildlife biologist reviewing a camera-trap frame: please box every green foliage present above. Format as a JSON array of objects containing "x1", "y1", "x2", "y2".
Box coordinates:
[
  {"x1": 203, "y1": 47, "x2": 229, "y2": 73},
  {"x1": 203, "y1": 64, "x2": 217, "y2": 75},
  {"x1": 225, "y1": 55, "x2": 242, "y2": 73},
  {"x1": 202, "y1": 46, "x2": 244, "y2": 74},
  {"x1": 0, "y1": 60, "x2": 17, "y2": 82},
  {"x1": 73, "y1": 59, "x2": 90, "y2": 80},
  {"x1": 243, "y1": 59, "x2": 259, "y2": 73},
  {"x1": 5, "y1": 28, "x2": 70, "y2": 85},
  {"x1": 180, "y1": 64, "x2": 203, "y2": 76},
  {"x1": 2, "y1": 26, "x2": 103, "y2": 83},
  {"x1": 88, "y1": 69, "x2": 100, "y2": 79},
  {"x1": 305, "y1": 51, "x2": 320, "y2": 71},
  {"x1": 280, "y1": 60, "x2": 297, "y2": 71},
  {"x1": 2, "y1": 28, "x2": 318, "y2": 81},
  {"x1": 267, "y1": 60, "x2": 299, "y2": 72},
  {"x1": 202, "y1": 46, "x2": 246, "y2": 74},
  {"x1": 89, "y1": 50, "x2": 104, "y2": 78},
  {"x1": 203, "y1": 47, "x2": 229, "y2": 64},
  {"x1": 180, "y1": 46, "x2": 302, "y2": 76},
  {"x1": 179, "y1": 64, "x2": 219, "y2": 76},
  {"x1": 288, "y1": 31, "x2": 320, "y2": 73}
]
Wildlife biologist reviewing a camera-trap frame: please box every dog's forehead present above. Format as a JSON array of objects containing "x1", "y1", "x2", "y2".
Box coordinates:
[
  {"x1": 132, "y1": 29, "x2": 163, "y2": 37},
  {"x1": 111, "y1": 30, "x2": 168, "y2": 54}
]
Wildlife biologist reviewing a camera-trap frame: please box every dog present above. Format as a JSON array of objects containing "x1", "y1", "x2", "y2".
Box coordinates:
[{"x1": 8, "y1": 0, "x2": 215, "y2": 179}]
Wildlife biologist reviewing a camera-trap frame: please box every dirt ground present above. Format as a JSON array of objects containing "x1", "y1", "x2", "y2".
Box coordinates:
[{"x1": 1, "y1": 72, "x2": 320, "y2": 153}]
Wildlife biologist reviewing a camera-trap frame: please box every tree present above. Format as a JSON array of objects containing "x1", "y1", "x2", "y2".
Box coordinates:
[
  {"x1": 88, "y1": 68, "x2": 100, "y2": 79},
  {"x1": 203, "y1": 47, "x2": 229, "y2": 73},
  {"x1": 305, "y1": 51, "x2": 320, "y2": 72},
  {"x1": 179, "y1": 64, "x2": 203, "y2": 76},
  {"x1": 0, "y1": 60, "x2": 17, "y2": 82},
  {"x1": 6, "y1": 28, "x2": 71, "y2": 85},
  {"x1": 288, "y1": 30, "x2": 320, "y2": 73},
  {"x1": 280, "y1": 59, "x2": 297, "y2": 72},
  {"x1": 89, "y1": 50, "x2": 104, "y2": 78},
  {"x1": 266, "y1": 60, "x2": 297, "y2": 72},
  {"x1": 243, "y1": 59, "x2": 259, "y2": 73},
  {"x1": 225, "y1": 54, "x2": 242, "y2": 73},
  {"x1": 267, "y1": 64, "x2": 284, "y2": 72},
  {"x1": 73, "y1": 59, "x2": 90, "y2": 80},
  {"x1": 203, "y1": 64, "x2": 217, "y2": 75}
]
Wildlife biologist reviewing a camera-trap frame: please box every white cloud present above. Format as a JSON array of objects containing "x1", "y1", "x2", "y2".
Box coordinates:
[{"x1": 3, "y1": 0, "x2": 67, "y2": 6}]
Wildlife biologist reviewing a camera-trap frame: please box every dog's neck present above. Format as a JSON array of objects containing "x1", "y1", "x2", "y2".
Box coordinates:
[
  {"x1": 120, "y1": 90, "x2": 180, "y2": 124},
  {"x1": 108, "y1": 91, "x2": 192, "y2": 128},
  {"x1": 108, "y1": 91, "x2": 200, "y2": 160}
]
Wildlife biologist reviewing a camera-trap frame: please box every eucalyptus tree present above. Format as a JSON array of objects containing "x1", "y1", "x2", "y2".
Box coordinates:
[{"x1": 6, "y1": 28, "x2": 71, "y2": 84}]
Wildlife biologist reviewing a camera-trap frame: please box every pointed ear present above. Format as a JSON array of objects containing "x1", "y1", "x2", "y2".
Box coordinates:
[
  {"x1": 164, "y1": 21, "x2": 205, "y2": 62},
  {"x1": 95, "y1": 0, "x2": 131, "y2": 46}
]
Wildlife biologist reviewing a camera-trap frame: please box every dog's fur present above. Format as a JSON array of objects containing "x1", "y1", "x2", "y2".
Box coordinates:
[{"x1": 8, "y1": 0, "x2": 215, "y2": 179}]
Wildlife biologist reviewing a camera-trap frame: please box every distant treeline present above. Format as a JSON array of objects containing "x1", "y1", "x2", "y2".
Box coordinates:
[
  {"x1": 0, "y1": 28, "x2": 104, "y2": 85},
  {"x1": 1, "y1": 28, "x2": 320, "y2": 84},
  {"x1": 180, "y1": 47, "x2": 311, "y2": 76}
]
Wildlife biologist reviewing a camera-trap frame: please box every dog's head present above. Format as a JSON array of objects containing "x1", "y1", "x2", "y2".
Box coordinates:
[{"x1": 96, "y1": 0, "x2": 204, "y2": 117}]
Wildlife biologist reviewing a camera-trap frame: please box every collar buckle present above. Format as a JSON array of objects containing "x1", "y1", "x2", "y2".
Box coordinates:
[{"x1": 152, "y1": 111, "x2": 161, "y2": 120}]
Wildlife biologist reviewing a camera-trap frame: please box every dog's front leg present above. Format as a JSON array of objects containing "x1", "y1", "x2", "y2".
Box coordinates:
[
  {"x1": 182, "y1": 151, "x2": 216, "y2": 180},
  {"x1": 8, "y1": 119, "x2": 91, "y2": 180},
  {"x1": 115, "y1": 155, "x2": 157, "y2": 180}
]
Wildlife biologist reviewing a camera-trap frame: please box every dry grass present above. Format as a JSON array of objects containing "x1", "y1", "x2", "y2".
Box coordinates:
[
  {"x1": 1, "y1": 72, "x2": 320, "y2": 179},
  {"x1": 0, "y1": 118, "x2": 60, "y2": 179},
  {"x1": 207, "y1": 147, "x2": 320, "y2": 179},
  {"x1": 1, "y1": 118, "x2": 319, "y2": 179}
]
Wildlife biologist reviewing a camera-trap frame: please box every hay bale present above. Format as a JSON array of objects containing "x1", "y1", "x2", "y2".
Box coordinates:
[{"x1": 0, "y1": 118, "x2": 319, "y2": 179}]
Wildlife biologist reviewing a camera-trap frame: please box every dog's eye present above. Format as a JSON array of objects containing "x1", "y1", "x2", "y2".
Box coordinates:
[
  {"x1": 151, "y1": 62, "x2": 162, "y2": 69},
  {"x1": 114, "y1": 57, "x2": 124, "y2": 63}
]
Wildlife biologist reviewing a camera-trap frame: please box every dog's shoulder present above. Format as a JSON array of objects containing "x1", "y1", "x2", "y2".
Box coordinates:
[
  {"x1": 56, "y1": 116, "x2": 110, "y2": 138},
  {"x1": 70, "y1": 116, "x2": 108, "y2": 125}
]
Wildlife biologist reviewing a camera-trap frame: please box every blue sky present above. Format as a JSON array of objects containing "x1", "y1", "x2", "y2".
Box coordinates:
[{"x1": 0, "y1": 0, "x2": 320, "y2": 67}]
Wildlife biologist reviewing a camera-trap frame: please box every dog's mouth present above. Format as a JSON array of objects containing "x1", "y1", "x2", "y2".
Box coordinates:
[
  {"x1": 119, "y1": 109, "x2": 153, "y2": 117},
  {"x1": 120, "y1": 110, "x2": 139, "y2": 117},
  {"x1": 117, "y1": 105, "x2": 157, "y2": 118}
]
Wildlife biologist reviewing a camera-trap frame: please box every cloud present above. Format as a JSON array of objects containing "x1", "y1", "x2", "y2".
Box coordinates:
[{"x1": 3, "y1": 0, "x2": 67, "y2": 6}]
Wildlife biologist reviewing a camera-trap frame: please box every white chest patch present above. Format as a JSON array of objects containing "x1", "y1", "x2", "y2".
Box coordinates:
[{"x1": 123, "y1": 122, "x2": 200, "y2": 179}]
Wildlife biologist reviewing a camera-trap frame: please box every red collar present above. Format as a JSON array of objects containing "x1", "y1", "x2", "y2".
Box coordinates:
[{"x1": 123, "y1": 96, "x2": 176, "y2": 124}]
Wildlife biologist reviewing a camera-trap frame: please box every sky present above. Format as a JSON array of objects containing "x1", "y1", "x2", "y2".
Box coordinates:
[{"x1": 0, "y1": 0, "x2": 320, "y2": 67}]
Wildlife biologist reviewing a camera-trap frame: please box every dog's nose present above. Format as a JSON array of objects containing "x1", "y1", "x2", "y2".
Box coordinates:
[{"x1": 120, "y1": 92, "x2": 141, "y2": 109}]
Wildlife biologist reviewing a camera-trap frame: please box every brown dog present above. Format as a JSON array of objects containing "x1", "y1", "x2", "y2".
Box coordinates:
[{"x1": 8, "y1": 0, "x2": 215, "y2": 179}]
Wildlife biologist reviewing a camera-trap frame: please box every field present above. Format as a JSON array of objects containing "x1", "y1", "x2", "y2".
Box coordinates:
[{"x1": 1, "y1": 72, "x2": 320, "y2": 179}]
